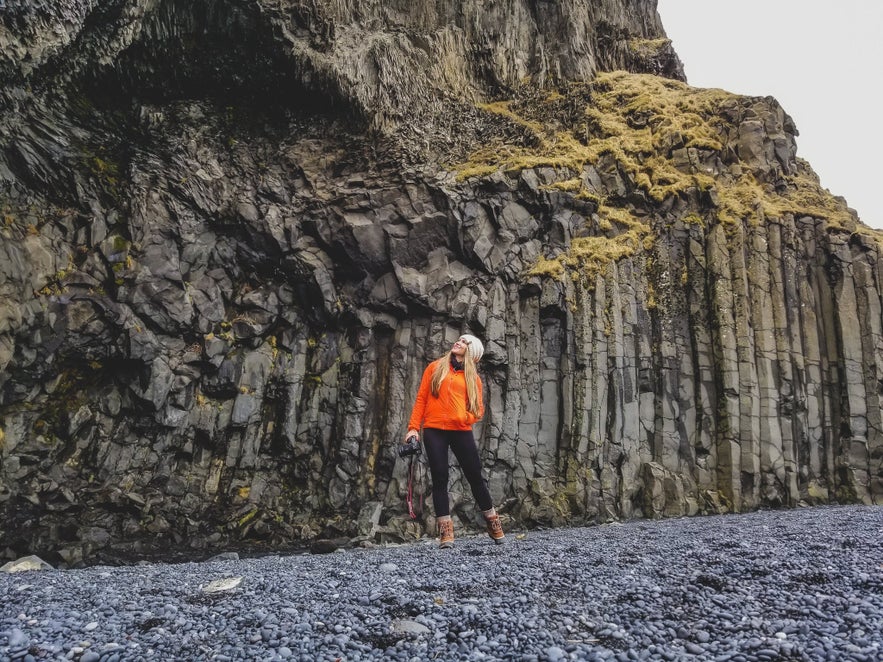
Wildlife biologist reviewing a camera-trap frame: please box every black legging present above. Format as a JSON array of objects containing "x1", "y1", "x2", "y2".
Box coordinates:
[{"x1": 422, "y1": 427, "x2": 493, "y2": 517}]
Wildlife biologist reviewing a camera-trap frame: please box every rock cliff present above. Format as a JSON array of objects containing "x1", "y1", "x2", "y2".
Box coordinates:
[{"x1": 1, "y1": 0, "x2": 880, "y2": 566}]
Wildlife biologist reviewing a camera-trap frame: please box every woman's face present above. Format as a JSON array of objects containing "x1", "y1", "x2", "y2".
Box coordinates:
[{"x1": 451, "y1": 336, "x2": 471, "y2": 359}]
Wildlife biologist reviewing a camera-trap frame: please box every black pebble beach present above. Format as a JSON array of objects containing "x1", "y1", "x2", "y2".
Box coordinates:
[{"x1": 2, "y1": 504, "x2": 881, "y2": 661}]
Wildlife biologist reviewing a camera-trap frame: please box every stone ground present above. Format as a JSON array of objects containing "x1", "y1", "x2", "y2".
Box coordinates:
[{"x1": 1, "y1": 504, "x2": 881, "y2": 661}]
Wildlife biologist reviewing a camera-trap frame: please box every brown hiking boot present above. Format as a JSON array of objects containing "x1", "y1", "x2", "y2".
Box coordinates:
[
  {"x1": 438, "y1": 518, "x2": 454, "y2": 548},
  {"x1": 485, "y1": 513, "x2": 504, "y2": 544}
]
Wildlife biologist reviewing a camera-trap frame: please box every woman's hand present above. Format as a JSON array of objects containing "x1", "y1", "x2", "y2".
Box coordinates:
[{"x1": 405, "y1": 429, "x2": 419, "y2": 442}]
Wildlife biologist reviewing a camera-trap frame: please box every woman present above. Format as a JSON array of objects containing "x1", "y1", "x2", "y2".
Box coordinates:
[{"x1": 404, "y1": 333, "x2": 504, "y2": 548}]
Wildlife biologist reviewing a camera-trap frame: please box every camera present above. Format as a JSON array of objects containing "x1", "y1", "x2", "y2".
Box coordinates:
[{"x1": 398, "y1": 434, "x2": 422, "y2": 458}]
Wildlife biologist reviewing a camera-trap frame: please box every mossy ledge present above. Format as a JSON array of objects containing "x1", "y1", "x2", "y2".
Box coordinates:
[{"x1": 454, "y1": 71, "x2": 875, "y2": 281}]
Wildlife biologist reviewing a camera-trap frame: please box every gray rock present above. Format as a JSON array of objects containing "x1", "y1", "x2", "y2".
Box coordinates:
[
  {"x1": 0, "y1": 555, "x2": 54, "y2": 573},
  {"x1": 0, "y1": 0, "x2": 878, "y2": 569},
  {"x1": 391, "y1": 619, "x2": 431, "y2": 636}
]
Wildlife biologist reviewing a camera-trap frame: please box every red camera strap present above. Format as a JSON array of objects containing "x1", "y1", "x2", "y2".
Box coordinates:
[{"x1": 406, "y1": 456, "x2": 422, "y2": 519}]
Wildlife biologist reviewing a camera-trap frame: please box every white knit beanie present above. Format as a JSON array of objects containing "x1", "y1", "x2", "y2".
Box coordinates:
[{"x1": 460, "y1": 334, "x2": 484, "y2": 362}]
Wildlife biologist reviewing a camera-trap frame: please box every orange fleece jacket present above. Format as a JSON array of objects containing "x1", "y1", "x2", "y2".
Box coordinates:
[{"x1": 407, "y1": 358, "x2": 484, "y2": 431}]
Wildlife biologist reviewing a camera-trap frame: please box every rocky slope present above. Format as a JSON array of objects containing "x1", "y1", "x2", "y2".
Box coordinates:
[{"x1": 0, "y1": 0, "x2": 880, "y2": 567}]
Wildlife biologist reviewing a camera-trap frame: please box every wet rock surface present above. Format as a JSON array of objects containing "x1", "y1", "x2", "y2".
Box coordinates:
[{"x1": 1, "y1": 505, "x2": 881, "y2": 661}]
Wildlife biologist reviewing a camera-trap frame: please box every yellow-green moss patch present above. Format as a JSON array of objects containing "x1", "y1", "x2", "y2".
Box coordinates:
[
  {"x1": 526, "y1": 204, "x2": 652, "y2": 285},
  {"x1": 456, "y1": 69, "x2": 875, "y2": 269}
]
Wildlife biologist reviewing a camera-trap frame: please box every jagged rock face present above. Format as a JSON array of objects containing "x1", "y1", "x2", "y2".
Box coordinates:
[
  {"x1": 1, "y1": 0, "x2": 881, "y2": 567},
  {"x1": 0, "y1": 0, "x2": 682, "y2": 129}
]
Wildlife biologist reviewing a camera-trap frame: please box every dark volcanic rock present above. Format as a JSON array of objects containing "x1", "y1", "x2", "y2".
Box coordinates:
[{"x1": 0, "y1": 1, "x2": 880, "y2": 566}]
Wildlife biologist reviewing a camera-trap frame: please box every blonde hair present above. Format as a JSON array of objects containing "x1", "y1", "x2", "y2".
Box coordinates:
[{"x1": 430, "y1": 350, "x2": 481, "y2": 416}]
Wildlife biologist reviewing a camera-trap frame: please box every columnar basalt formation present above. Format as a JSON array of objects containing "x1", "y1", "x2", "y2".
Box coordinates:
[{"x1": 0, "y1": 0, "x2": 880, "y2": 566}]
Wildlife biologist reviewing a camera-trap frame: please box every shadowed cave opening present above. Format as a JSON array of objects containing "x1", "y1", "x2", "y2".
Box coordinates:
[{"x1": 79, "y1": 0, "x2": 361, "y2": 126}]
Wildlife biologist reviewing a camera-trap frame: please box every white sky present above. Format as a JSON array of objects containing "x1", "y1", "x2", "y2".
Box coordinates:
[{"x1": 656, "y1": 0, "x2": 883, "y2": 229}]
